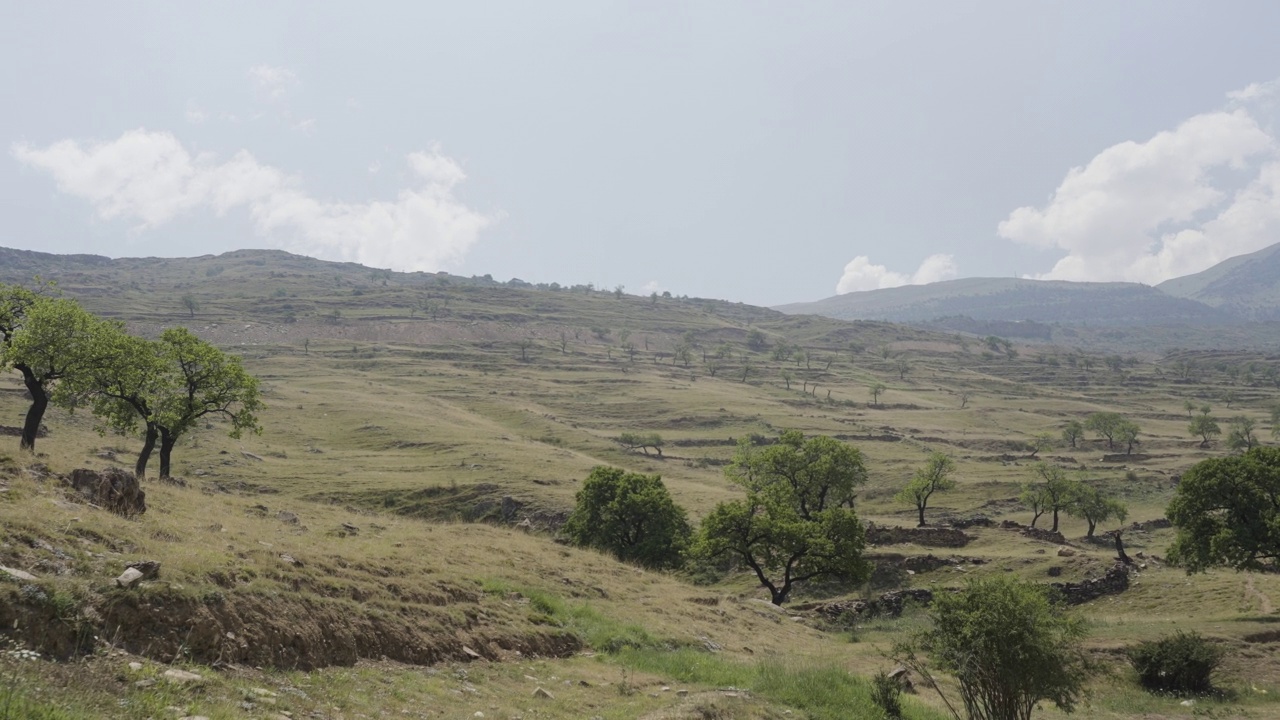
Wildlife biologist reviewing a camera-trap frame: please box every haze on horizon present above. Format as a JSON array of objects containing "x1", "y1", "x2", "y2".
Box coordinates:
[{"x1": 3, "y1": 2, "x2": 1280, "y2": 306}]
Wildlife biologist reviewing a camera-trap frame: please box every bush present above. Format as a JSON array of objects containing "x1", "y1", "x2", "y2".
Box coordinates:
[
  {"x1": 563, "y1": 466, "x2": 690, "y2": 569},
  {"x1": 870, "y1": 670, "x2": 903, "y2": 718},
  {"x1": 1127, "y1": 631, "x2": 1222, "y2": 695}
]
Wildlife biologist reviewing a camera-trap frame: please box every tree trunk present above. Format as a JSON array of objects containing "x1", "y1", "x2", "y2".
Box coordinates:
[
  {"x1": 135, "y1": 423, "x2": 158, "y2": 479},
  {"x1": 1051, "y1": 508, "x2": 1060, "y2": 533},
  {"x1": 158, "y1": 429, "x2": 177, "y2": 479},
  {"x1": 917, "y1": 503, "x2": 927, "y2": 527},
  {"x1": 1086, "y1": 519, "x2": 1096, "y2": 538},
  {"x1": 18, "y1": 367, "x2": 47, "y2": 452}
]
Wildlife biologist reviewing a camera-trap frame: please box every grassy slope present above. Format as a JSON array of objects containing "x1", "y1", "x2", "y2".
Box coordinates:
[{"x1": 1, "y1": 248, "x2": 1279, "y2": 718}]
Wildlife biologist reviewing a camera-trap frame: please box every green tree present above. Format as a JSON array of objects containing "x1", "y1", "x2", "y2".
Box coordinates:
[
  {"x1": 562, "y1": 466, "x2": 690, "y2": 569},
  {"x1": 1023, "y1": 462, "x2": 1076, "y2": 532},
  {"x1": 1066, "y1": 483, "x2": 1128, "y2": 537},
  {"x1": 696, "y1": 431, "x2": 870, "y2": 604},
  {"x1": 65, "y1": 326, "x2": 168, "y2": 478},
  {"x1": 746, "y1": 329, "x2": 767, "y2": 351},
  {"x1": 897, "y1": 575, "x2": 1090, "y2": 720},
  {"x1": 869, "y1": 381, "x2": 887, "y2": 407},
  {"x1": 895, "y1": 356, "x2": 911, "y2": 380},
  {"x1": 1084, "y1": 411, "x2": 1124, "y2": 450},
  {"x1": 150, "y1": 328, "x2": 262, "y2": 478},
  {"x1": 616, "y1": 432, "x2": 663, "y2": 457},
  {"x1": 896, "y1": 452, "x2": 956, "y2": 526},
  {"x1": 1019, "y1": 482, "x2": 1050, "y2": 528},
  {"x1": 1167, "y1": 447, "x2": 1280, "y2": 573},
  {"x1": 0, "y1": 292, "x2": 101, "y2": 451},
  {"x1": 180, "y1": 294, "x2": 200, "y2": 318},
  {"x1": 1116, "y1": 419, "x2": 1140, "y2": 455},
  {"x1": 1061, "y1": 420, "x2": 1084, "y2": 449},
  {"x1": 1189, "y1": 411, "x2": 1221, "y2": 448},
  {"x1": 1027, "y1": 432, "x2": 1055, "y2": 458},
  {"x1": 1226, "y1": 416, "x2": 1258, "y2": 452}
]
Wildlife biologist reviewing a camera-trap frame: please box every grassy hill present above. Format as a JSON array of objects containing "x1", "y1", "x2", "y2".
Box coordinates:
[
  {"x1": 3, "y1": 246, "x2": 1280, "y2": 718},
  {"x1": 1159, "y1": 242, "x2": 1280, "y2": 320}
]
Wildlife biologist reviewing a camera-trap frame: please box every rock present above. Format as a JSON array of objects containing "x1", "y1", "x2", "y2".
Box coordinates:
[
  {"x1": 1056, "y1": 546, "x2": 1076, "y2": 557},
  {"x1": 127, "y1": 661, "x2": 143, "y2": 671},
  {"x1": 516, "y1": 518, "x2": 534, "y2": 533},
  {"x1": 178, "y1": 716, "x2": 210, "y2": 720},
  {"x1": 0, "y1": 566, "x2": 36, "y2": 581},
  {"x1": 533, "y1": 687, "x2": 555, "y2": 699},
  {"x1": 162, "y1": 668, "x2": 204, "y2": 684},
  {"x1": 133, "y1": 679, "x2": 155, "y2": 689},
  {"x1": 341, "y1": 522, "x2": 359, "y2": 534},
  {"x1": 1047, "y1": 566, "x2": 1063, "y2": 577},
  {"x1": 676, "y1": 689, "x2": 688, "y2": 697},
  {"x1": 126, "y1": 560, "x2": 161, "y2": 579},
  {"x1": 277, "y1": 511, "x2": 299, "y2": 525},
  {"x1": 115, "y1": 567, "x2": 145, "y2": 588},
  {"x1": 64, "y1": 468, "x2": 146, "y2": 517},
  {"x1": 241, "y1": 451, "x2": 265, "y2": 462},
  {"x1": 462, "y1": 645, "x2": 483, "y2": 659},
  {"x1": 1180, "y1": 699, "x2": 1196, "y2": 707},
  {"x1": 279, "y1": 553, "x2": 302, "y2": 566}
]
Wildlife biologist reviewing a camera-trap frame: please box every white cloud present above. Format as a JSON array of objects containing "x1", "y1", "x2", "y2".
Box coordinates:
[
  {"x1": 184, "y1": 103, "x2": 207, "y2": 125},
  {"x1": 12, "y1": 129, "x2": 494, "y2": 271},
  {"x1": 293, "y1": 118, "x2": 317, "y2": 135},
  {"x1": 248, "y1": 64, "x2": 298, "y2": 101},
  {"x1": 835, "y1": 253, "x2": 956, "y2": 294},
  {"x1": 998, "y1": 87, "x2": 1280, "y2": 284}
]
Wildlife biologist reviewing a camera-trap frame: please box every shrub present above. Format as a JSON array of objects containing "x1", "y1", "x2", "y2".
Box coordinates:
[
  {"x1": 563, "y1": 466, "x2": 690, "y2": 569},
  {"x1": 1126, "y1": 631, "x2": 1222, "y2": 695},
  {"x1": 870, "y1": 670, "x2": 903, "y2": 718}
]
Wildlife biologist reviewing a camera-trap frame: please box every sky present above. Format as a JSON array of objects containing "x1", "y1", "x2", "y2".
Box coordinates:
[{"x1": 3, "y1": 2, "x2": 1280, "y2": 307}]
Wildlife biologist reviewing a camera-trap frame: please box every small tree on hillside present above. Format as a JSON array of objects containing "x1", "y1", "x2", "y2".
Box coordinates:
[
  {"x1": 1116, "y1": 419, "x2": 1141, "y2": 455},
  {"x1": 1062, "y1": 419, "x2": 1084, "y2": 449},
  {"x1": 895, "y1": 356, "x2": 911, "y2": 380},
  {"x1": 1189, "y1": 409, "x2": 1221, "y2": 448},
  {"x1": 563, "y1": 466, "x2": 690, "y2": 569},
  {"x1": 896, "y1": 575, "x2": 1091, "y2": 720},
  {"x1": 180, "y1": 294, "x2": 200, "y2": 318},
  {"x1": 1023, "y1": 462, "x2": 1076, "y2": 532},
  {"x1": 151, "y1": 328, "x2": 262, "y2": 478},
  {"x1": 1168, "y1": 447, "x2": 1280, "y2": 573},
  {"x1": 869, "y1": 382, "x2": 887, "y2": 407},
  {"x1": 1027, "y1": 432, "x2": 1055, "y2": 458},
  {"x1": 1066, "y1": 483, "x2": 1128, "y2": 538},
  {"x1": 1085, "y1": 411, "x2": 1125, "y2": 450},
  {"x1": 896, "y1": 452, "x2": 956, "y2": 526},
  {"x1": 617, "y1": 432, "x2": 664, "y2": 457},
  {"x1": 1226, "y1": 416, "x2": 1258, "y2": 452},
  {"x1": 1020, "y1": 482, "x2": 1050, "y2": 528},
  {"x1": 747, "y1": 329, "x2": 767, "y2": 351},
  {"x1": 696, "y1": 431, "x2": 870, "y2": 604}
]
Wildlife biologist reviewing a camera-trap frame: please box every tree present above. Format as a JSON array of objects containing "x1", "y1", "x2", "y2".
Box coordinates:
[
  {"x1": 1066, "y1": 483, "x2": 1128, "y2": 537},
  {"x1": 746, "y1": 329, "x2": 767, "y2": 351},
  {"x1": 1226, "y1": 416, "x2": 1258, "y2": 452},
  {"x1": 673, "y1": 344, "x2": 693, "y2": 368},
  {"x1": 1061, "y1": 420, "x2": 1084, "y2": 449},
  {"x1": 65, "y1": 326, "x2": 168, "y2": 478},
  {"x1": 180, "y1": 294, "x2": 200, "y2": 318},
  {"x1": 780, "y1": 370, "x2": 793, "y2": 390},
  {"x1": 616, "y1": 432, "x2": 663, "y2": 457},
  {"x1": 895, "y1": 356, "x2": 911, "y2": 380},
  {"x1": 896, "y1": 575, "x2": 1090, "y2": 720},
  {"x1": 869, "y1": 382, "x2": 887, "y2": 407},
  {"x1": 562, "y1": 466, "x2": 690, "y2": 569},
  {"x1": 0, "y1": 293, "x2": 101, "y2": 451},
  {"x1": 150, "y1": 328, "x2": 262, "y2": 478},
  {"x1": 1023, "y1": 462, "x2": 1075, "y2": 532},
  {"x1": 1027, "y1": 432, "x2": 1054, "y2": 458},
  {"x1": 1271, "y1": 404, "x2": 1280, "y2": 439},
  {"x1": 1167, "y1": 447, "x2": 1280, "y2": 573},
  {"x1": 1019, "y1": 482, "x2": 1050, "y2": 528},
  {"x1": 696, "y1": 431, "x2": 870, "y2": 604},
  {"x1": 1116, "y1": 419, "x2": 1140, "y2": 455},
  {"x1": 896, "y1": 452, "x2": 956, "y2": 526},
  {"x1": 518, "y1": 338, "x2": 534, "y2": 362},
  {"x1": 959, "y1": 391, "x2": 972, "y2": 409},
  {"x1": 1084, "y1": 411, "x2": 1125, "y2": 450},
  {"x1": 1189, "y1": 411, "x2": 1221, "y2": 448}
]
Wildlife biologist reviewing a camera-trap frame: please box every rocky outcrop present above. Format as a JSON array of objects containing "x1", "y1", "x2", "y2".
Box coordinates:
[
  {"x1": 1020, "y1": 526, "x2": 1067, "y2": 544},
  {"x1": 798, "y1": 588, "x2": 935, "y2": 620},
  {"x1": 866, "y1": 524, "x2": 972, "y2": 548},
  {"x1": 1050, "y1": 563, "x2": 1130, "y2": 605},
  {"x1": 64, "y1": 468, "x2": 146, "y2": 517}
]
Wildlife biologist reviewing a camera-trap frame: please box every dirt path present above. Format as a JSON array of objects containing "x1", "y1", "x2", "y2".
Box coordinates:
[{"x1": 1245, "y1": 575, "x2": 1275, "y2": 614}]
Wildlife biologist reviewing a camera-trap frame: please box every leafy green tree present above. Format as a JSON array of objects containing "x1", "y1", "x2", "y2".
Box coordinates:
[
  {"x1": 1167, "y1": 447, "x2": 1280, "y2": 573},
  {"x1": 1189, "y1": 411, "x2": 1221, "y2": 448},
  {"x1": 64, "y1": 326, "x2": 168, "y2": 478},
  {"x1": 1019, "y1": 482, "x2": 1050, "y2": 528},
  {"x1": 1066, "y1": 483, "x2": 1128, "y2": 537},
  {"x1": 1061, "y1": 420, "x2": 1084, "y2": 449},
  {"x1": 895, "y1": 356, "x2": 911, "y2": 380},
  {"x1": 746, "y1": 329, "x2": 767, "y2": 351},
  {"x1": 1226, "y1": 416, "x2": 1258, "y2": 452},
  {"x1": 896, "y1": 575, "x2": 1090, "y2": 720},
  {"x1": 1023, "y1": 462, "x2": 1076, "y2": 532},
  {"x1": 0, "y1": 292, "x2": 101, "y2": 451},
  {"x1": 1084, "y1": 412, "x2": 1124, "y2": 450},
  {"x1": 150, "y1": 328, "x2": 262, "y2": 478},
  {"x1": 696, "y1": 431, "x2": 870, "y2": 604},
  {"x1": 563, "y1": 466, "x2": 690, "y2": 569},
  {"x1": 869, "y1": 381, "x2": 887, "y2": 407},
  {"x1": 180, "y1": 294, "x2": 200, "y2": 318},
  {"x1": 896, "y1": 452, "x2": 956, "y2": 526},
  {"x1": 1116, "y1": 419, "x2": 1140, "y2": 455},
  {"x1": 1027, "y1": 432, "x2": 1055, "y2": 458},
  {"x1": 616, "y1": 432, "x2": 663, "y2": 457}
]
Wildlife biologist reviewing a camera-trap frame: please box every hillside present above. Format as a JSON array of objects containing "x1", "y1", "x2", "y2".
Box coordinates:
[
  {"x1": 3, "y1": 246, "x2": 1280, "y2": 718},
  {"x1": 1159, "y1": 242, "x2": 1280, "y2": 320}
]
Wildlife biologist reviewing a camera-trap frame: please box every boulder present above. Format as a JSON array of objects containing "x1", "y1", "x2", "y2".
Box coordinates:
[{"x1": 64, "y1": 468, "x2": 146, "y2": 517}]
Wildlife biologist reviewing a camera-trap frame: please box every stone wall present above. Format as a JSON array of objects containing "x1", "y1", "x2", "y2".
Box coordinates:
[{"x1": 866, "y1": 524, "x2": 972, "y2": 548}]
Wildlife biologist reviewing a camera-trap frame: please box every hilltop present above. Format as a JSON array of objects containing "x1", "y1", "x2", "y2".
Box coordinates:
[{"x1": 2, "y1": 246, "x2": 1280, "y2": 718}]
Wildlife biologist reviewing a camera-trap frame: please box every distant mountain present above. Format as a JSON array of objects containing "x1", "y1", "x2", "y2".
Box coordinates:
[
  {"x1": 1158, "y1": 243, "x2": 1280, "y2": 320},
  {"x1": 775, "y1": 277, "x2": 1230, "y2": 328}
]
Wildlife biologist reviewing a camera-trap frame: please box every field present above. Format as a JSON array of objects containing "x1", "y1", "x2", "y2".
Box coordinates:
[{"x1": 2, "y1": 248, "x2": 1279, "y2": 719}]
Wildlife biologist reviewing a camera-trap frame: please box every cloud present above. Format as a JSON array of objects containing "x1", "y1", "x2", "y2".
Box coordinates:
[
  {"x1": 12, "y1": 129, "x2": 495, "y2": 271},
  {"x1": 835, "y1": 254, "x2": 957, "y2": 294},
  {"x1": 998, "y1": 85, "x2": 1280, "y2": 284},
  {"x1": 184, "y1": 103, "x2": 207, "y2": 125},
  {"x1": 248, "y1": 64, "x2": 298, "y2": 101}
]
